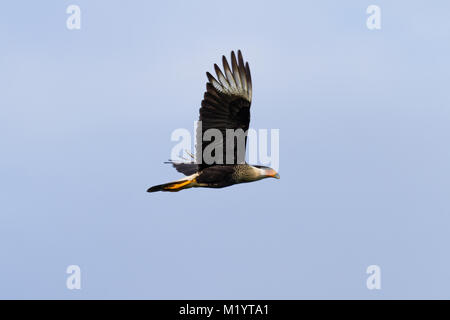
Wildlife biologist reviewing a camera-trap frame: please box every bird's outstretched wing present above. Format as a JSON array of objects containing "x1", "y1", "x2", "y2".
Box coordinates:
[{"x1": 196, "y1": 50, "x2": 252, "y2": 170}]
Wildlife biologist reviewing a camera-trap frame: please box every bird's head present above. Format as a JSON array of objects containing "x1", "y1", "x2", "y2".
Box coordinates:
[{"x1": 253, "y1": 165, "x2": 280, "y2": 180}]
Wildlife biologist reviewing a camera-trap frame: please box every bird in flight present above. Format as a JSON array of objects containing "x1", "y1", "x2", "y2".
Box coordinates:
[{"x1": 147, "y1": 50, "x2": 280, "y2": 192}]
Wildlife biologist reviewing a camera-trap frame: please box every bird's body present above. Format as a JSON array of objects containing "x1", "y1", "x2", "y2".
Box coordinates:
[
  {"x1": 147, "y1": 50, "x2": 279, "y2": 193},
  {"x1": 148, "y1": 164, "x2": 279, "y2": 192}
]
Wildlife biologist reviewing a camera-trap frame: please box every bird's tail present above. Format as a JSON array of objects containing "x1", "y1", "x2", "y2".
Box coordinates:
[{"x1": 147, "y1": 178, "x2": 197, "y2": 193}]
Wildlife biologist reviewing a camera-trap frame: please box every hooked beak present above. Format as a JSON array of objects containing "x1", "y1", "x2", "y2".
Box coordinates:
[{"x1": 269, "y1": 170, "x2": 280, "y2": 179}]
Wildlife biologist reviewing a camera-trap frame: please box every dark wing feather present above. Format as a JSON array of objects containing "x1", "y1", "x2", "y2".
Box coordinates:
[
  {"x1": 165, "y1": 161, "x2": 198, "y2": 176},
  {"x1": 196, "y1": 50, "x2": 252, "y2": 170}
]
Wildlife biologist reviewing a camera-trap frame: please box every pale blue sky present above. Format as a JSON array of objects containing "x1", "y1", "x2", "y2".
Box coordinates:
[{"x1": 1, "y1": 0, "x2": 450, "y2": 299}]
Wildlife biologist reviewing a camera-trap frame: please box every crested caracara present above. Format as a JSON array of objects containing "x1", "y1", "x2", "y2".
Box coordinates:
[{"x1": 147, "y1": 50, "x2": 280, "y2": 192}]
